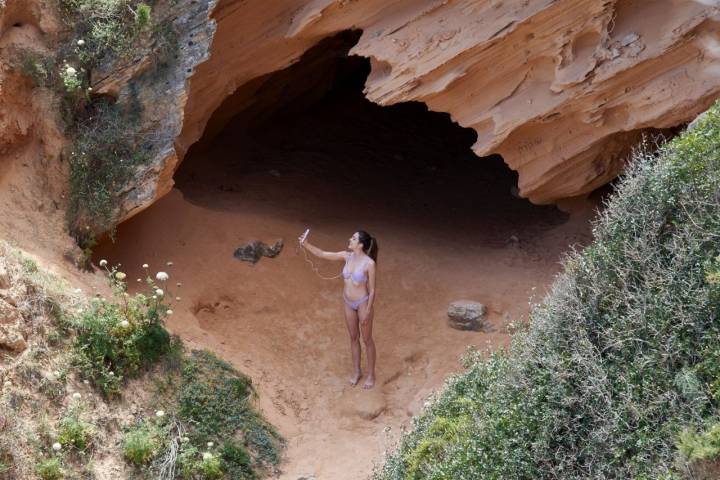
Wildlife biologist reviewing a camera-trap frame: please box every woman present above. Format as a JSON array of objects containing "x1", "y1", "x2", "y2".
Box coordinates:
[{"x1": 300, "y1": 230, "x2": 378, "y2": 389}]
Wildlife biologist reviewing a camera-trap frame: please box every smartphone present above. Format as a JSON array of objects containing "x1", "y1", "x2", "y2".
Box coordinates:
[{"x1": 300, "y1": 228, "x2": 310, "y2": 243}]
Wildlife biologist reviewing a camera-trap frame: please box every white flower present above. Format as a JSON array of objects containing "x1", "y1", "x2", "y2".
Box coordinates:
[
  {"x1": 77, "y1": 39, "x2": 85, "y2": 46},
  {"x1": 142, "y1": 264, "x2": 149, "y2": 269},
  {"x1": 65, "y1": 66, "x2": 76, "y2": 75},
  {"x1": 155, "y1": 410, "x2": 165, "y2": 418},
  {"x1": 115, "y1": 272, "x2": 126, "y2": 280},
  {"x1": 166, "y1": 310, "x2": 173, "y2": 316},
  {"x1": 156, "y1": 272, "x2": 169, "y2": 281},
  {"x1": 182, "y1": 436, "x2": 190, "y2": 443},
  {"x1": 87, "y1": 87, "x2": 92, "y2": 92},
  {"x1": 207, "y1": 442, "x2": 214, "y2": 448},
  {"x1": 155, "y1": 289, "x2": 164, "y2": 297},
  {"x1": 99, "y1": 259, "x2": 107, "y2": 267},
  {"x1": 152, "y1": 295, "x2": 157, "y2": 300},
  {"x1": 52, "y1": 442, "x2": 62, "y2": 451},
  {"x1": 202, "y1": 452, "x2": 213, "y2": 461},
  {"x1": 120, "y1": 320, "x2": 129, "y2": 328},
  {"x1": 108, "y1": 371, "x2": 114, "y2": 376},
  {"x1": 72, "y1": 392, "x2": 81, "y2": 400}
]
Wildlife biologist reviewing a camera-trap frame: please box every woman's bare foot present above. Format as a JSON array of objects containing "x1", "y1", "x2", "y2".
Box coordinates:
[
  {"x1": 349, "y1": 371, "x2": 362, "y2": 387},
  {"x1": 363, "y1": 375, "x2": 375, "y2": 389}
]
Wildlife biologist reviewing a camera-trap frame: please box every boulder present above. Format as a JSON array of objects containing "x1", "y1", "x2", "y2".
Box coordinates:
[
  {"x1": 0, "y1": 298, "x2": 18, "y2": 325},
  {"x1": 447, "y1": 301, "x2": 486, "y2": 331},
  {"x1": 233, "y1": 239, "x2": 284, "y2": 263},
  {"x1": 0, "y1": 324, "x2": 26, "y2": 353}
]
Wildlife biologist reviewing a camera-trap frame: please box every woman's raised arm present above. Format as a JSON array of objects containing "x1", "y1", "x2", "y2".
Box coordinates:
[{"x1": 300, "y1": 240, "x2": 348, "y2": 261}]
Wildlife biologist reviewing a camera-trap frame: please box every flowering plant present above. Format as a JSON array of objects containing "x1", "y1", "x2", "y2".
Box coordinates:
[{"x1": 71, "y1": 260, "x2": 179, "y2": 397}]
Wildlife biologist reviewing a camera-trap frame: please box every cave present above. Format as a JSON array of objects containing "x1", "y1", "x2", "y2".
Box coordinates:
[
  {"x1": 94, "y1": 30, "x2": 598, "y2": 479},
  {"x1": 174, "y1": 30, "x2": 569, "y2": 242}
]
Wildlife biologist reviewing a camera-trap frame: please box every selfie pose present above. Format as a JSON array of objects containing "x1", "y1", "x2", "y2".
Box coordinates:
[{"x1": 300, "y1": 230, "x2": 378, "y2": 389}]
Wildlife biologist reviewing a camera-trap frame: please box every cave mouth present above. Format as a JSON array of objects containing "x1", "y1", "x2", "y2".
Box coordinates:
[{"x1": 174, "y1": 29, "x2": 570, "y2": 242}]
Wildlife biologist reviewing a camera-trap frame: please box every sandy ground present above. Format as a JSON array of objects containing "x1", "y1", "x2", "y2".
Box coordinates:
[{"x1": 94, "y1": 190, "x2": 596, "y2": 478}]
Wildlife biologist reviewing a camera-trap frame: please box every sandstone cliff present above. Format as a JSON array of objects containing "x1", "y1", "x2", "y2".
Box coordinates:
[
  {"x1": 173, "y1": 0, "x2": 720, "y2": 208},
  {"x1": 4, "y1": 0, "x2": 720, "y2": 232}
]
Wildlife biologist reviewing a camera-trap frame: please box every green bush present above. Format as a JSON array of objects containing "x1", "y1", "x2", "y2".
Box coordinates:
[
  {"x1": 178, "y1": 351, "x2": 254, "y2": 442},
  {"x1": 67, "y1": 96, "x2": 149, "y2": 236},
  {"x1": 219, "y1": 441, "x2": 255, "y2": 479},
  {"x1": 178, "y1": 350, "x2": 284, "y2": 472},
  {"x1": 375, "y1": 105, "x2": 720, "y2": 479},
  {"x1": 178, "y1": 446, "x2": 223, "y2": 479},
  {"x1": 72, "y1": 267, "x2": 172, "y2": 397},
  {"x1": 678, "y1": 423, "x2": 720, "y2": 462},
  {"x1": 17, "y1": 49, "x2": 55, "y2": 88},
  {"x1": 36, "y1": 458, "x2": 63, "y2": 480},
  {"x1": 57, "y1": 407, "x2": 94, "y2": 450},
  {"x1": 58, "y1": 0, "x2": 153, "y2": 69},
  {"x1": 123, "y1": 421, "x2": 161, "y2": 465}
]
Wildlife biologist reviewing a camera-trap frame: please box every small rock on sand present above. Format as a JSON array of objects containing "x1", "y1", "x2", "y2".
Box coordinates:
[{"x1": 447, "y1": 300, "x2": 486, "y2": 331}]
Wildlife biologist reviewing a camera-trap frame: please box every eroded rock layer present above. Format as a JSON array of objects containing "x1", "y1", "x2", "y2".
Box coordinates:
[{"x1": 172, "y1": 0, "x2": 720, "y2": 205}]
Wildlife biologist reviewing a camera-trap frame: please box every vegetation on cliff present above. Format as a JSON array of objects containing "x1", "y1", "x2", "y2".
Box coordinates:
[
  {"x1": 375, "y1": 104, "x2": 720, "y2": 479},
  {"x1": 0, "y1": 251, "x2": 283, "y2": 479},
  {"x1": 16, "y1": 0, "x2": 182, "y2": 261}
]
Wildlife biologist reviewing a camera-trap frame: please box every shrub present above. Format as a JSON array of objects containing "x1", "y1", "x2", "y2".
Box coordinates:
[
  {"x1": 17, "y1": 49, "x2": 55, "y2": 88},
  {"x1": 136, "y1": 3, "x2": 152, "y2": 29},
  {"x1": 678, "y1": 423, "x2": 720, "y2": 462},
  {"x1": 375, "y1": 104, "x2": 720, "y2": 478},
  {"x1": 67, "y1": 96, "x2": 150, "y2": 236},
  {"x1": 36, "y1": 458, "x2": 63, "y2": 480},
  {"x1": 177, "y1": 350, "x2": 284, "y2": 471},
  {"x1": 57, "y1": 406, "x2": 94, "y2": 450},
  {"x1": 178, "y1": 351, "x2": 254, "y2": 442},
  {"x1": 58, "y1": 0, "x2": 153, "y2": 69},
  {"x1": 219, "y1": 440, "x2": 255, "y2": 479},
  {"x1": 123, "y1": 421, "x2": 161, "y2": 465},
  {"x1": 178, "y1": 446, "x2": 223, "y2": 479},
  {"x1": 71, "y1": 265, "x2": 172, "y2": 397}
]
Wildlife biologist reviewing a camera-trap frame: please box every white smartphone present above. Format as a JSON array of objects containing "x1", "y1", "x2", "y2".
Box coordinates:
[{"x1": 300, "y1": 228, "x2": 310, "y2": 243}]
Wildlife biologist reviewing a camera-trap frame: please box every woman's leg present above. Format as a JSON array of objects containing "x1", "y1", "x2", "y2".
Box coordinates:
[
  {"x1": 343, "y1": 303, "x2": 362, "y2": 386},
  {"x1": 358, "y1": 302, "x2": 375, "y2": 389}
]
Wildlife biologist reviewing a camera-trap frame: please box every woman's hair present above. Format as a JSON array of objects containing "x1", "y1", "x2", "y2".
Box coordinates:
[{"x1": 357, "y1": 230, "x2": 378, "y2": 262}]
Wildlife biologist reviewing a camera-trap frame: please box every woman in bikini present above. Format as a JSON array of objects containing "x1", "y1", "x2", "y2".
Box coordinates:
[{"x1": 299, "y1": 230, "x2": 378, "y2": 389}]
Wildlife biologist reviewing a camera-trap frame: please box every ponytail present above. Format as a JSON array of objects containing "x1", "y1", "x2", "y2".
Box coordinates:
[{"x1": 357, "y1": 230, "x2": 378, "y2": 263}]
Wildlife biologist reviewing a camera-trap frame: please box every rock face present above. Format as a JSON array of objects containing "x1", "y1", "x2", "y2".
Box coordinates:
[
  {"x1": 4, "y1": 0, "x2": 720, "y2": 231},
  {"x1": 161, "y1": 0, "x2": 720, "y2": 209}
]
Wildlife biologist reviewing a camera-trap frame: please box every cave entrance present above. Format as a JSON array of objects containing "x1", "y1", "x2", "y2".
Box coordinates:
[
  {"x1": 174, "y1": 30, "x2": 569, "y2": 243},
  {"x1": 94, "y1": 30, "x2": 597, "y2": 480}
]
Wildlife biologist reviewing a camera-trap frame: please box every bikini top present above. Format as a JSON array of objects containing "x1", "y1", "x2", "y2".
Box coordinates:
[{"x1": 342, "y1": 253, "x2": 369, "y2": 284}]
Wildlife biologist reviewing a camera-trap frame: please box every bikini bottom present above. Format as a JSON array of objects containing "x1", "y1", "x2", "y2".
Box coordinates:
[{"x1": 343, "y1": 294, "x2": 369, "y2": 311}]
